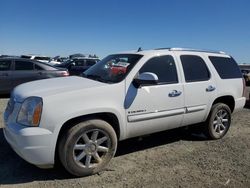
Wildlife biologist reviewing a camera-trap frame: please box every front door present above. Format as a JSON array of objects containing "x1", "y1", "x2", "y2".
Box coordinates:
[{"x1": 125, "y1": 55, "x2": 185, "y2": 138}]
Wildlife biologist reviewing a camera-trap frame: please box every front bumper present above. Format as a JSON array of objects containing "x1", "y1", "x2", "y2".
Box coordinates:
[{"x1": 3, "y1": 121, "x2": 54, "y2": 168}]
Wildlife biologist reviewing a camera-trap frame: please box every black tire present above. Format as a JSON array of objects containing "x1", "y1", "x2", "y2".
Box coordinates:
[
  {"x1": 204, "y1": 103, "x2": 231, "y2": 140},
  {"x1": 58, "y1": 119, "x2": 117, "y2": 177}
]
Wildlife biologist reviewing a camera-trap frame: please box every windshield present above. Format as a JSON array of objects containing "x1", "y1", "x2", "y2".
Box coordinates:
[{"x1": 83, "y1": 54, "x2": 143, "y2": 83}]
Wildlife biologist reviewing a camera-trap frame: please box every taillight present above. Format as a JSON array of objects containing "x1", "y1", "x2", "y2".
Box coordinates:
[
  {"x1": 242, "y1": 78, "x2": 246, "y2": 97},
  {"x1": 61, "y1": 71, "x2": 69, "y2": 76}
]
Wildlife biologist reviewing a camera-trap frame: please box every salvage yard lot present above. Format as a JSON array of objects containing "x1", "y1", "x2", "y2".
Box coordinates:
[{"x1": 0, "y1": 98, "x2": 250, "y2": 188}]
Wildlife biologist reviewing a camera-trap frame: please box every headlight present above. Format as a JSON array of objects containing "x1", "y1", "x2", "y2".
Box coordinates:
[{"x1": 17, "y1": 97, "x2": 43, "y2": 127}]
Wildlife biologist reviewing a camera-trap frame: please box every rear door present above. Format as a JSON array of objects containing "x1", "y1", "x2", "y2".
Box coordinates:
[
  {"x1": 0, "y1": 59, "x2": 13, "y2": 93},
  {"x1": 174, "y1": 52, "x2": 217, "y2": 126},
  {"x1": 13, "y1": 60, "x2": 37, "y2": 87}
]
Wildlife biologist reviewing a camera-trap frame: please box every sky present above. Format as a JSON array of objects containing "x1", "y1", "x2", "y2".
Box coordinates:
[{"x1": 0, "y1": 0, "x2": 250, "y2": 63}]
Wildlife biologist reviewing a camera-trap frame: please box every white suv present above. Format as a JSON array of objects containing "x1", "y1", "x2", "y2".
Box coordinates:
[{"x1": 3, "y1": 48, "x2": 246, "y2": 176}]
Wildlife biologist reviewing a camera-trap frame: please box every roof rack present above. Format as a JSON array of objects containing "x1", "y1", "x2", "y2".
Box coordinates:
[{"x1": 155, "y1": 47, "x2": 226, "y2": 54}]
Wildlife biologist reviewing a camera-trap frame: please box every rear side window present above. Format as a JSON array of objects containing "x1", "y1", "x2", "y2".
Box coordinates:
[
  {"x1": 75, "y1": 60, "x2": 85, "y2": 66},
  {"x1": 209, "y1": 56, "x2": 242, "y2": 79},
  {"x1": 181, "y1": 55, "x2": 210, "y2": 82},
  {"x1": 139, "y1": 55, "x2": 178, "y2": 84},
  {"x1": 15, "y1": 61, "x2": 34, "y2": 70},
  {"x1": 0, "y1": 60, "x2": 11, "y2": 71}
]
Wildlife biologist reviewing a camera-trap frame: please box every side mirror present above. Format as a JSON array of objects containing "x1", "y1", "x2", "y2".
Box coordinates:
[{"x1": 133, "y1": 72, "x2": 158, "y2": 88}]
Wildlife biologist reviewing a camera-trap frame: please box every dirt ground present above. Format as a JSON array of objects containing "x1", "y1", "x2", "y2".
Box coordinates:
[{"x1": 0, "y1": 98, "x2": 250, "y2": 188}]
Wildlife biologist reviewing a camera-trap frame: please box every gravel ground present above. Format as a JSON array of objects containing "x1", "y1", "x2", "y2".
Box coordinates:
[{"x1": 0, "y1": 98, "x2": 250, "y2": 188}]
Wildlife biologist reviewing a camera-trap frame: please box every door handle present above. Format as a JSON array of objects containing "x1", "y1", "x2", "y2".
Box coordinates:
[
  {"x1": 169, "y1": 90, "x2": 182, "y2": 97},
  {"x1": 206, "y1": 85, "x2": 216, "y2": 92}
]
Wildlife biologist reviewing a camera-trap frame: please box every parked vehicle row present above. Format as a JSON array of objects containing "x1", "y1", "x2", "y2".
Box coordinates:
[
  {"x1": 20, "y1": 55, "x2": 51, "y2": 63},
  {"x1": 3, "y1": 48, "x2": 246, "y2": 177},
  {"x1": 0, "y1": 57, "x2": 69, "y2": 94},
  {"x1": 55, "y1": 57, "x2": 100, "y2": 76},
  {"x1": 0, "y1": 53, "x2": 100, "y2": 94},
  {"x1": 239, "y1": 66, "x2": 250, "y2": 86}
]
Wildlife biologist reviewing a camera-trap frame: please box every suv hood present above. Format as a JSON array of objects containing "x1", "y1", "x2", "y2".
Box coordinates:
[{"x1": 13, "y1": 76, "x2": 106, "y2": 102}]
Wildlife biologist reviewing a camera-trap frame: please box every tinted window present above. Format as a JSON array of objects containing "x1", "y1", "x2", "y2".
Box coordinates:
[
  {"x1": 74, "y1": 60, "x2": 85, "y2": 66},
  {"x1": 0, "y1": 60, "x2": 11, "y2": 71},
  {"x1": 20, "y1": 55, "x2": 31, "y2": 59},
  {"x1": 181, "y1": 55, "x2": 210, "y2": 82},
  {"x1": 15, "y1": 61, "x2": 34, "y2": 70},
  {"x1": 34, "y1": 56, "x2": 50, "y2": 61},
  {"x1": 139, "y1": 55, "x2": 178, "y2": 84},
  {"x1": 209, "y1": 56, "x2": 242, "y2": 79}
]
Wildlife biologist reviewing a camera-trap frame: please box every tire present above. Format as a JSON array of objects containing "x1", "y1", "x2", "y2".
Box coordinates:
[
  {"x1": 58, "y1": 119, "x2": 117, "y2": 177},
  {"x1": 204, "y1": 103, "x2": 231, "y2": 140}
]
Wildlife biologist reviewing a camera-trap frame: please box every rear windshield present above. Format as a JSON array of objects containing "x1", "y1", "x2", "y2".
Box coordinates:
[
  {"x1": 21, "y1": 55, "x2": 31, "y2": 59},
  {"x1": 209, "y1": 56, "x2": 242, "y2": 79},
  {"x1": 34, "y1": 56, "x2": 50, "y2": 61}
]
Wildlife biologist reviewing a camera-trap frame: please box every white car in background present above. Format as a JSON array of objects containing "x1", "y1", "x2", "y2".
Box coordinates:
[
  {"x1": 21, "y1": 55, "x2": 51, "y2": 63},
  {"x1": 4, "y1": 48, "x2": 246, "y2": 177}
]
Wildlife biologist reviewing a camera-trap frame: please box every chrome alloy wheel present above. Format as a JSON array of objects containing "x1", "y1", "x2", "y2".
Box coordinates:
[
  {"x1": 73, "y1": 129, "x2": 111, "y2": 168},
  {"x1": 213, "y1": 109, "x2": 229, "y2": 135}
]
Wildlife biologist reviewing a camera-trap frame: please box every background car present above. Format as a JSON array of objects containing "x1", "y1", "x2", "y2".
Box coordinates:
[
  {"x1": 239, "y1": 64, "x2": 250, "y2": 86},
  {"x1": 55, "y1": 57, "x2": 100, "y2": 76},
  {"x1": 48, "y1": 56, "x2": 69, "y2": 65},
  {"x1": 0, "y1": 57, "x2": 69, "y2": 94},
  {"x1": 20, "y1": 55, "x2": 51, "y2": 63}
]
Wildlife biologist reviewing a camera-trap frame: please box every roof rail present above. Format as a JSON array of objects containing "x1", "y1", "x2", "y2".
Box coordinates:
[
  {"x1": 154, "y1": 47, "x2": 171, "y2": 50},
  {"x1": 169, "y1": 48, "x2": 226, "y2": 54}
]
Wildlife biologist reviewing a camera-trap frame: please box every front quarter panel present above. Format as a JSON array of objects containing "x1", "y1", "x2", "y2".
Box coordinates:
[{"x1": 39, "y1": 82, "x2": 126, "y2": 164}]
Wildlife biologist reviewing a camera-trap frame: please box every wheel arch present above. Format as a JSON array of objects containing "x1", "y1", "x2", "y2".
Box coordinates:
[
  {"x1": 212, "y1": 95, "x2": 235, "y2": 113},
  {"x1": 54, "y1": 112, "x2": 121, "y2": 164}
]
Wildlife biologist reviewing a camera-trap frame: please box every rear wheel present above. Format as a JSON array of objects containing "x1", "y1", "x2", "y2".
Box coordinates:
[
  {"x1": 58, "y1": 119, "x2": 117, "y2": 177},
  {"x1": 204, "y1": 103, "x2": 231, "y2": 139}
]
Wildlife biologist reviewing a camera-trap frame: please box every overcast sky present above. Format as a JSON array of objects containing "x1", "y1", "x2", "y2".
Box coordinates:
[{"x1": 0, "y1": 0, "x2": 250, "y2": 63}]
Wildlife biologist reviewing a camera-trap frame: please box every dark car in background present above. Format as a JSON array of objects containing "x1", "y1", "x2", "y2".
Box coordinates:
[
  {"x1": 239, "y1": 64, "x2": 250, "y2": 86},
  {"x1": 55, "y1": 57, "x2": 100, "y2": 76},
  {"x1": 0, "y1": 58, "x2": 69, "y2": 94}
]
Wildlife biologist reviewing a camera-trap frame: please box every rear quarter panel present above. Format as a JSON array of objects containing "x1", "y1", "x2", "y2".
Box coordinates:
[{"x1": 203, "y1": 53, "x2": 244, "y2": 111}]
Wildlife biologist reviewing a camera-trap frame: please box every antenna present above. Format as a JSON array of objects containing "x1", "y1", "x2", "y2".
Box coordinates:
[{"x1": 137, "y1": 47, "x2": 142, "y2": 52}]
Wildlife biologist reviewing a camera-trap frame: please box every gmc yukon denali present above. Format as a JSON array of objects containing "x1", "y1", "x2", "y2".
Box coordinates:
[{"x1": 3, "y1": 48, "x2": 246, "y2": 176}]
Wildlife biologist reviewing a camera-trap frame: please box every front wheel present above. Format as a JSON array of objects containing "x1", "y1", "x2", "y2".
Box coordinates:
[
  {"x1": 58, "y1": 119, "x2": 117, "y2": 177},
  {"x1": 204, "y1": 103, "x2": 231, "y2": 140}
]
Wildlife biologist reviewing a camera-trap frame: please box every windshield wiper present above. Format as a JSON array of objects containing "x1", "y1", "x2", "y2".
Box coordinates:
[{"x1": 82, "y1": 73, "x2": 113, "y2": 83}]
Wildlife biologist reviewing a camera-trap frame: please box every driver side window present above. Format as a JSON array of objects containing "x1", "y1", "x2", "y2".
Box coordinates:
[{"x1": 139, "y1": 55, "x2": 178, "y2": 84}]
